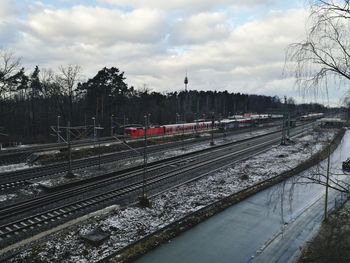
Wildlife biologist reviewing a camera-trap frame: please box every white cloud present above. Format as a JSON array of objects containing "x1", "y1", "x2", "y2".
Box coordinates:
[
  {"x1": 120, "y1": 8, "x2": 308, "y2": 98},
  {"x1": 169, "y1": 12, "x2": 231, "y2": 45},
  {"x1": 98, "y1": 0, "x2": 278, "y2": 11},
  {"x1": 26, "y1": 6, "x2": 166, "y2": 46},
  {"x1": 0, "y1": 0, "x2": 18, "y2": 19},
  {"x1": 4, "y1": 1, "x2": 336, "y2": 104},
  {"x1": 0, "y1": 0, "x2": 21, "y2": 46}
]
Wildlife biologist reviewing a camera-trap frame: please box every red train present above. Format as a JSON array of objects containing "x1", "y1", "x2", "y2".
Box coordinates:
[{"x1": 124, "y1": 121, "x2": 219, "y2": 138}]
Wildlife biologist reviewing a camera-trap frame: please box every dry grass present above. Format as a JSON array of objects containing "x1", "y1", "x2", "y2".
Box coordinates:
[{"x1": 299, "y1": 200, "x2": 350, "y2": 263}]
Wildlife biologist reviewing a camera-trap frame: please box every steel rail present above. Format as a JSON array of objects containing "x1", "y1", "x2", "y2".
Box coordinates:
[
  {"x1": 0, "y1": 123, "x2": 312, "y2": 217},
  {"x1": 0, "y1": 124, "x2": 312, "y2": 245},
  {"x1": 0, "y1": 125, "x2": 287, "y2": 190}
]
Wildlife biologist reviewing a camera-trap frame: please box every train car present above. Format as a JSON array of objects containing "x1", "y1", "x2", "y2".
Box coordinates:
[
  {"x1": 124, "y1": 126, "x2": 164, "y2": 138},
  {"x1": 125, "y1": 120, "x2": 220, "y2": 138},
  {"x1": 163, "y1": 121, "x2": 218, "y2": 135},
  {"x1": 271, "y1": 114, "x2": 284, "y2": 119},
  {"x1": 300, "y1": 113, "x2": 325, "y2": 121},
  {"x1": 219, "y1": 117, "x2": 253, "y2": 131},
  {"x1": 219, "y1": 119, "x2": 239, "y2": 131},
  {"x1": 238, "y1": 118, "x2": 253, "y2": 128}
]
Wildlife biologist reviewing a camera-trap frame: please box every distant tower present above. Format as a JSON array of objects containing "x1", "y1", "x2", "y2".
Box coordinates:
[{"x1": 184, "y1": 71, "x2": 188, "y2": 91}]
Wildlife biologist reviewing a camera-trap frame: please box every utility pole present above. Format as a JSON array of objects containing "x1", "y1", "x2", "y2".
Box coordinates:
[
  {"x1": 94, "y1": 125, "x2": 104, "y2": 170},
  {"x1": 66, "y1": 121, "x2": 74, "y2": 178},
  {"x1": 110, "y1": 115, "x2": 114, "y2": 136},
  {"x1": 84, "y1": 114, "x2": 87, "y2": 135},
  {"x1": 92, "y1": 117, "x2": 96, "y2": 148},
  {"x1": 195, "y1": 112, "x2": 199, "y2": 138},
  {"x1": 281, "y1": 96, "x2": 287, "y2": 145},
  {"x1": 123, "y1": 115, "x2": 126, "y2": 138},
  {"x1": 142, "y1": 114, "x2": 148, "y2": 198},
  {"x1": 140, "y1": 114, "x2": 150, "y2": 207},
  {"x1": 96, "y1": 126, "x2": 102, "y2": 170},
  {"x1": 210, "y1": 113, "x2": 215, "y2": 146},
  {"x1": 182, "y1": 118, "x2": 185, "y2": 150},
  {"x1": 287, "y1": 112, "x2": 291, "y2": 138},
  {"x1": 286, "y1": 97, "x2": 290, "y2": 138},
  {"x1": 324, "y1": 146, "x2": 331, "y2": 221},
  {"x1": 99, "y1": 133, "x2": 101, "y2": 169},
  {"x1": 196, "y1": 100, "x2": 200, "y2": 138},
  {"x1": 57, "y1": 115, "x2": 61, "y2": 143}
]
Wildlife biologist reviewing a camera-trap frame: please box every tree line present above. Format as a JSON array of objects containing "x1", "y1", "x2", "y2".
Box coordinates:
[{"x1": 0, "y1": 50, "x2": 326, "y2": 143}]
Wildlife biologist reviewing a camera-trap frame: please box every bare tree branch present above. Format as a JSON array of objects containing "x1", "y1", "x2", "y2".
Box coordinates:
[{"x1": 287, "y1": 0, "x2": 350, "y2": 99}]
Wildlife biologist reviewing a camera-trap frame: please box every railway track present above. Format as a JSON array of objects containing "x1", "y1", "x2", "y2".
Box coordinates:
[
  {"x1": 0, "y1": 123, "x2": 313, "y2": 247},
  {"x1": 0, "y1": 124, "x2": 285, "y2": 191},
  {"x1": 0, "y1": 132, "x2": 216, "y2": 166},
  {"x1": 0, "y1": 136, "x2": 205, "y2": 189},
  {"x1": 0, "y1": 120, "x2": 286, "y2": 166},
  {"x1": 0, "y1": 130, "x2": 290, "y2": 218},
  {"x1": 0, "y1": 152, "x2": 32, "y2": 166}
]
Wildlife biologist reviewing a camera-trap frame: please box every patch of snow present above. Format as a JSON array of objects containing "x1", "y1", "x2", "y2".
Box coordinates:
[
  {"x1": 0, "y1": 193, "x2": 16, "y2": 202},
  {"x1": 36, "y1": 150, "x2": 60, "y2": 156},
  {"x1": 0, "y1": 163, "x2": 39, "y2": 173}
]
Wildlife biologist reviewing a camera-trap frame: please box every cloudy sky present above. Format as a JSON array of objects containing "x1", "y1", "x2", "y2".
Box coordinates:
[{"x1": 0, "y1": 0, "x2": 347, "y2": 105}]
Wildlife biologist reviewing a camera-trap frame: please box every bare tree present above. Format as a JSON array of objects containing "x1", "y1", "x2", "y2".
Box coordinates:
[
  {"x1": 56, "y1": 65, "x2": 82, "y2": 122},
  {"x1": 0, "y1": 49, "x2": 21, "y2": 99},
  {"x1": 287, "y1": 0, "x2": 350, "y2": 99},
  {"x1": 286, "y1": 1, "x2": 350, "y2": 221}
]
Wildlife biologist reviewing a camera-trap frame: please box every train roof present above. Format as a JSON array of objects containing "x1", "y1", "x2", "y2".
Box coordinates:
[
  {"x1": 125, "y1": 120, "x2": 220, "y2": 130},
  {"x1": 164, "y1": 121, "x2": 213, "y2": 128},
  {"x1": 221, "y1": 118, "x2": 251, "y2": 123},
  {"x1": 220, "y1": 119, "x2": 239, "y2": 124}
]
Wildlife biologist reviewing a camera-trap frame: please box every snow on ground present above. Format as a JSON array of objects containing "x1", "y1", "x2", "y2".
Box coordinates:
[
  {"x1": 1, "y1": 144, "x2": 40, "y2": 150},
  {"x1": 0, "y1": 194, "x2": 17, "y2": 203},
  {"x1": 8, "y1": 128, "x2": 338, "y2": 263},
  {"x1": 0, "y1": 163, "x2": 39, "y2": 174},
  {"x1": 33, "y1": 137, "x2": 220, "y2": 188},
  {"x1": 19, "y1": 183, "x2": 42, "y2": 197},
  {"x1": 33, "y1": 128, "x2": 277, "y2": 188}
]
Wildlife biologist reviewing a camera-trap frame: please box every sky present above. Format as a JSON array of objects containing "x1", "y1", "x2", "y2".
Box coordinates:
[{"x1": 0, "y1": 0, "x2": 347, "y2": 106}]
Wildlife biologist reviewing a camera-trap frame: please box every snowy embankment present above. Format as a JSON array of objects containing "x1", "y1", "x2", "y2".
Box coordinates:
[
  {"x1": 7, "y1": 129, "x2": 337, "y2": 263},
  {"x1": 0, "y1": 163, "x2": 41, "y2": 203},
  {"x1": 0, "y1": 163, "x2": 38, "y2": 174}
]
